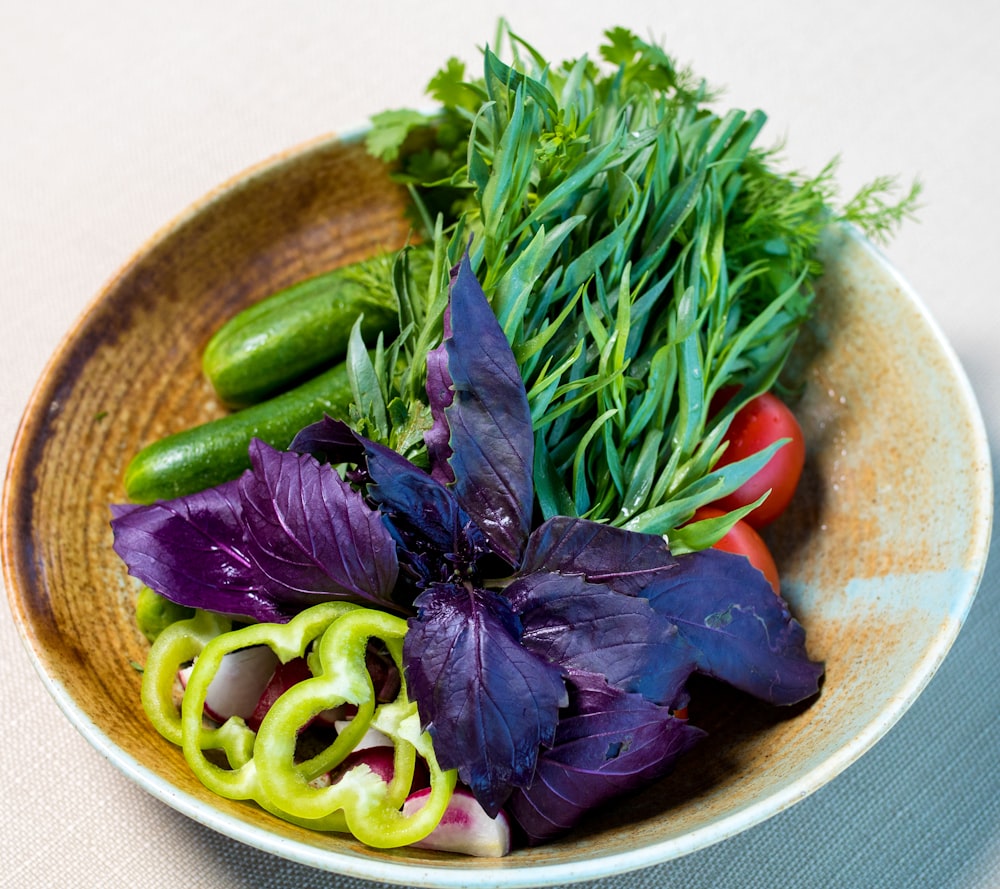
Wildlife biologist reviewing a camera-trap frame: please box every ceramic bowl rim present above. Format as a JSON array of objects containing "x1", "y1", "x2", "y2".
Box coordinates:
[{"x1": 2, "y1": 132, "x2": 993, "y2": 889}]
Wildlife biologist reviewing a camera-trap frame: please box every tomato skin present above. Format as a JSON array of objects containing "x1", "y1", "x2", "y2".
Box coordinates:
[
  {"x1": 692, "y1": 506, "x2": 781, "y2": 595},
  {"x1": 710, "y1": 391, "x2": 805, "y2": 528}
]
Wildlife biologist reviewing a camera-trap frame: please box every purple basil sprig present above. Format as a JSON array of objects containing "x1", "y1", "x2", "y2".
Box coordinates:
[
  {"x1": 111, "y1": 439, "x2": 401, "y2": 621},
  {"x1": 110, "y1": 250, "x2": 824, "y2": 838},
  {"x1": 239, "y1": 441, "x2": 401, "y2": 608},
  {"x1": 505, "y1": 567, "x2": 694, "y2": 707},
  {"x1": 403, "y1": 582, "x2": 567, "y2": 817},
  {"x1": 643, "y1": 548, "x2": 825, "y2": 705},
  {"x1": 506, "y1": 671, "x2": 707, "y2": 844},
  {"x1": 109, "y1": 480, "x2": 285, "y2": 621},
  {"x1": 424, "y1": 252, "x2": 535, "y2": 567}
]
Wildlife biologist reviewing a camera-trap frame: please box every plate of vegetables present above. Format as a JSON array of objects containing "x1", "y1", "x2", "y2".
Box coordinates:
[{"x1": 2, "y1": 24, "x2": 991, "y2": 888}]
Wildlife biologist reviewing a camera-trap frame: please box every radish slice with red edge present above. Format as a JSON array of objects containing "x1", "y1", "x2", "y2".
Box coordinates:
[
  {"x1": 402, "y1": 787, "x2": 511, "y2": 857},
  {"x1": 177, "y1": 645, "x2": 279, "y2": 724},
  {"x1": 332, "y1": 745, "x2": 397, "y2": 784},
  {"x1": 330, "y1": 744, "x2": 431, "y2": 794},
  {"x1": 246, "y1": 656, "x2": 313, "y2": 732}
]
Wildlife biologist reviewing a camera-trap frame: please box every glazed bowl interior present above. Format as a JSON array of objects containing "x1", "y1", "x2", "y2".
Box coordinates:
[{"x1": 2, "y1": 134, "x2": 992, "y2": 888}]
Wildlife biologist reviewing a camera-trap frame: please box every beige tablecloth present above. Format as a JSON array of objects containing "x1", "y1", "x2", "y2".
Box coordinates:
[{"x1": 3, "y1": 2, "x2": 999, "y2": 887}]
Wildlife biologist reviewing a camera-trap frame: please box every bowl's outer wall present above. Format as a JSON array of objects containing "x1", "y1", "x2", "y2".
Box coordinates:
[{"x1": 2, "y1": 136, "x2": 992, "y2": 887}]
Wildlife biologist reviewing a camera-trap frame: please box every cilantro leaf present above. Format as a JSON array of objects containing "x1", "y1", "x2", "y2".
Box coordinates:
[
  {"x1": 365, "y1": 108, "x2": 430, "y2": 162},
  {"x1": 427, "y1": 57, "x2": 478, "y2": 109}
]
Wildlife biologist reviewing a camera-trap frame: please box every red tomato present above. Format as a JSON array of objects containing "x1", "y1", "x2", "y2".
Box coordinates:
[
  {"x1": 692, "y1": 506, "x2": 781, "y2": 595},
  {"x1": 710, "y1": 391, "x2": 805, "y2": 527}
]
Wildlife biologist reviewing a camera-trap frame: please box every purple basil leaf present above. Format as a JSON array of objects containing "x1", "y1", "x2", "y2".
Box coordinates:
[
  {"x1": 644, "y1": 548, "x2": 824, "y2": 705},
  {"x1": 424, "y1": 321, "x2": 455, "y2": 486},
  {"x1": 367, "y1": 444, "x2": 493, "y2": 585},
  {"x1": 109, "y1": 502, "x2": 139, "y2": 520},
  {"x1": 110, "y1": 479, "x2": 284, "y2": 623},
  {"x1": 289, "y1": 415, "x2": 367, "y2": 466},
  {"x1": 441, "y1": 253, "x2": 534, "y2": 567},
  {"x1": 506, "y1": 570, "x2": 695, "y2": 706},
  {"x1": 292, "y1": 415, "x2": 493, "y2": 586},
  {"x1": 238, "y1": 439, "x2": 400, "y2": 610},
  {"x1": 521, "y1": 516, "x2": 680, "y2": 596},
  {"x1": 507, "y1": 671, "x2": 705, "y2": 844},
  {"x1": 403, "y1": 581, "x2": 567, "y2": 817}
]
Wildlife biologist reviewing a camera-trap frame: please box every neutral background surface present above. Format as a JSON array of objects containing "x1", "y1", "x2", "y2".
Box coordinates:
[{"x1": 2, "y1": 2, "x2": 998, "y2": 887}]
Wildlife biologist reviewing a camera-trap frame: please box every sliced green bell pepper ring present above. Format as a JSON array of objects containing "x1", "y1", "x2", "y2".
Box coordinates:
[
  {"x1": 143, "y1": 601, "x2": 456, "y2": 847},
  {"x1": 140, "y1": 608, "x2": 232, "y2": 747},
  {"x1": 180, "y1": 601, "x2": 360, "y2": 799},
  {"x1": 252, "y1": 607, "x2": 456, "y2": 847}
]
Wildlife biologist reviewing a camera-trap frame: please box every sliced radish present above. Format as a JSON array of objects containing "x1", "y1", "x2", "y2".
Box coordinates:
[
  {"x1": 310, "y1": 705, "x2": 348, "y2": 730},
  {"x1": 402, "y1": 787, "x2": 511, "y2": 857},
  {"x1": 177, "y1": 645, "x2": 279, "y2": 724},
  {"x1": 331, "y1": 718, "x2": 432, "y2": 788},
  {"x1": 333, "y1": 745, "x2": 398, "y2": 784},
  {"x1": 329, "y1": 743, "x2": 431, "y2": 794},
  {"x1": 246, "y1": 657, "x2": 313, "y2": 733},
  {"x1": 333, "y1": 719, "x2": 394, "y2": 751}
]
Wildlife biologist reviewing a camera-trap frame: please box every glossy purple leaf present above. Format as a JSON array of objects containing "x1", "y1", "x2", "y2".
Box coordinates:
[
  {"x1": 403, "y1": 582, "x2": 567, "y2": 817},
  {"x1": 506, "y1": 570, "x2": 695, "y2": 706},
  {"x1": 110, "y1": 478, "x2": 284, "y2": 622},
  {"x1": 370, "y1": 448, "x2": 494, "y2": 586},
  {"x1": 507, "y1": 671, "x2": 705, "y2": 844},
  {"x1": 289, "y1": 415, "x2": 366, "y2": 466},
  {"x1": 424, "y1": 315, "x2": 455, "y2": 486},
  {"x1": 644, "y1": 548, "x2": 824, "y2": 705},
  {"x1": 238, "y1": 439, "x2": 400, "y2": 610},
  {"x1": 521, "y1": 516, "x2": 680, "y2": 596},
  {"x1": 441, "y1": 253, "x2": 534, "y2": 567},
  {"x1": 291, "y1": 416, "x2": 492, "y2": 585}
]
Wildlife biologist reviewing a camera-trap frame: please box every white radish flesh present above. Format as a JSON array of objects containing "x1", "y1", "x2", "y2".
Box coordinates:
[
  {"x1": 177, "y1": 645, "x2": 279, "y2": 724},
  {"x1": 402, "y1": 787, "x2": 511, "y2": 857},
  {"x1": 333, "y1": 719, "x2": 394, "y2": 751}
]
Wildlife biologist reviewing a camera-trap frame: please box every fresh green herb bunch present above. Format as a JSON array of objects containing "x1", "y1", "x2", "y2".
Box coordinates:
[{"x1": 362, "y1": 24, "x2": 920, "y2": 540}]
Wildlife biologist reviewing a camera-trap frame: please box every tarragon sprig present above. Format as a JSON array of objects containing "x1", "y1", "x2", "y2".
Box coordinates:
[{"x1": 363, "y1": 23, "x2": 920, "y2": 538}]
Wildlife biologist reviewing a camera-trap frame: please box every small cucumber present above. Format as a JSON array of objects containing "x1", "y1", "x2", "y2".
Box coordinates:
[
  {"x1": 124, "y1": 362, "x2": 354, "y2": 504},
  {"x1": 203, "y1": 258, "x2": 398, "y2": 408}
]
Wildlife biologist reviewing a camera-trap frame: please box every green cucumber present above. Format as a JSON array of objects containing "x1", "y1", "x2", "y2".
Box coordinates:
[
  {"x1": 124, "y1": 361, "x2": 354, "y2": 504},
  {"x1": 202, "y1": 257, "x2": 398, "y2": 408}
]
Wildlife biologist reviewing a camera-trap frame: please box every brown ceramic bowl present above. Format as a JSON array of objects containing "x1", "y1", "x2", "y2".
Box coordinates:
[{"x1": 2, "y1": 132, "x2": 992, "y2": 888}]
